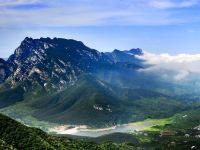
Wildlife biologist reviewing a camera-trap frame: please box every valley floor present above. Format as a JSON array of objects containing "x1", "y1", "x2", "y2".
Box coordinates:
[{"x1": 49, "y1": 119, "x2": 166, "y2": 137}]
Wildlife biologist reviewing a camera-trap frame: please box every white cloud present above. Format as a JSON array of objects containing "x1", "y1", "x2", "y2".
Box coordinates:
[
  {"x1": 174, "y1": 70, "x2": 189, "y2": 80},
  {"x1": 187, "y1": 29, "x2": 197, "y2": 33},
  {"x1": 137, "y1": 52, "x2": 200, "y2": 80},
  {"x1": 148, "y1": 0, "x2": 199, "y2": 9},
  {"x1": 0, "y1": 0, "x2": 40, "y2": 6}
]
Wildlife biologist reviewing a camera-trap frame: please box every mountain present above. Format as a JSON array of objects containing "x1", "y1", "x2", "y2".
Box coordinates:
[
  {"x1": 0, "y1": 37, "x2": 197, "y2": 128},
  {"x1": 7, "y1": 37, "x2": 111, "y2": 89},
  {"x1": 0, "y1": 113, "x2": 137, "y2": 150},
  {"x1": 0, "y1": 37, "x2": 114, "y2": 108}
]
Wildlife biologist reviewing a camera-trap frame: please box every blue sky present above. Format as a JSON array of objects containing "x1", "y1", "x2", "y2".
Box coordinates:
[{"x1": 0, "y1": 0, "x2": 200, "y2": 58}]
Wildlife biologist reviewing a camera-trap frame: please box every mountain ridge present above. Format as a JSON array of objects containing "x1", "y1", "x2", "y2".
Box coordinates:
[{"x1": 0, "y1": 37, "x2": 196, "y2": 128}]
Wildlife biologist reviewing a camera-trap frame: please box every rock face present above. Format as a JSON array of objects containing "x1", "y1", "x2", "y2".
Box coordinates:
[
  {"x1": 0, "y1": 58, "x2": 9, "y2": 83},
  {"x1": 6, "y1": 37, "x2": 112, "y2": 90}
]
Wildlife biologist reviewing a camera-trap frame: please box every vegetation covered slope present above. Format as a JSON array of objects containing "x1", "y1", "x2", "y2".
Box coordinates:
[
  {"x1": 31, "y1": 75, "x2": 130, "y2": 127},
  {"x1": 0, "y1": 85, "x2": 24, "y2": 108},
  {"x1": 0, "y1": 58, "x2": 9, "y2": 84},
  {"x1": 144, "y1": 108, "x2": 200, "y2": 150},
  {"x1": 28, "y1": 75, "x2": 188, "y2": 127}
]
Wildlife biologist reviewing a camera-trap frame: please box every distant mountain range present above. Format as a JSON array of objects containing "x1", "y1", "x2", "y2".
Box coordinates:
[
  {"x1": 0, "y1": 37, "x2": 199, "y2": 127},
  {"x1": 105, "y1": 48, "x2": 143, "y2": 63}
]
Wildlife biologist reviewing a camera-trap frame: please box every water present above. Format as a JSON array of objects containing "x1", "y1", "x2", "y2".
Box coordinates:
[{"x1": 52, "y1": 121, "x2": 160, "y2": 137}]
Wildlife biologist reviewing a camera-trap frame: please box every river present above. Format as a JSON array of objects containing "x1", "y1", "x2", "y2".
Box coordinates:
[{"x1": 50, "y1": 121, "x2": 160, "y2": 137}]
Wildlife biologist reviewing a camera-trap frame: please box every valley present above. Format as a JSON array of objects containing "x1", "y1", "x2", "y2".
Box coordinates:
[
  {"x1": 0, "y1": 100, "x2": 170, "y2": 137},
  {"x1": 1, "y1": 107, "x2": 200, "y2": 149}
]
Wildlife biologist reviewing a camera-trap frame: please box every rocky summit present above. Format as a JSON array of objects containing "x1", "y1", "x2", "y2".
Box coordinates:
[{"x1": 5, "y1": 37, "x2": 112, "y2": 91}]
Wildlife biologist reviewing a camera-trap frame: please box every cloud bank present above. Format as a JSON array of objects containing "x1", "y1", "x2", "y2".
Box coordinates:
[{"x1": 137, "y1": 52, "x2": 200, "y2": 81}]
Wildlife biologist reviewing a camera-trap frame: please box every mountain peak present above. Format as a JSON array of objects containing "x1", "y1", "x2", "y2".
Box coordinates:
[
  {"x1": 124, "y1": 48, "x2": 143, "y2": 56},
  {"x1": 6, "y1": 37, "x2": 111, "y2": 92},
  {"x1": 24, "y1": 37, "x2": 33, "y2": 41},
  {"x1": 112, "y1": 48, "x2": 143, "y2": 56}
]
